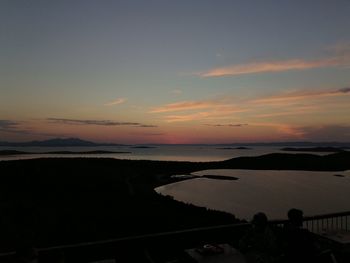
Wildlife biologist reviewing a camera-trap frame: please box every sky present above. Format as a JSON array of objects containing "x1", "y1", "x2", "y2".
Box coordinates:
[{"x1": 1, "y1": 0, "x2": 350, "y2": 144}]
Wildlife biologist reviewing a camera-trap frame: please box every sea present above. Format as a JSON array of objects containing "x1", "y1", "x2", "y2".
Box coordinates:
[
  {"x1": 0, "y1": 145, "x2": 332, "y2": 162},
  {"x1": 1, "y1": 145, "x2": 349, "y2": 220}
]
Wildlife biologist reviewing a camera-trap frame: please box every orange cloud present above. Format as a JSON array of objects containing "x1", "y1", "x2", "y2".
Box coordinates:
[
  {"x1": 150, "y1": 98, "x2": 248, "y2": 122},
  {"x1": 150, "y1": 101, "x2": 215, "y2": 113},
  {"x1": 198, "y1": 58, "x2": 343, "y2": 77},
  {"x1": 251, "y1": 122, "x2": 305, "y2": 138},
  {"x1": 151, "y1": 85, "x2": 349, "y2": 126},
  {"x1": 150, "y1": 98, "x2": 234, "y2": 113},
  {"x1": 197, "y1": 43, "x2": 350, "y2": 77},
  {"x1": 163, "y1": 108, "x2": 247, "y2": 122},
  {"x1": 164, "y1": 112, "x2": 211, "y2": 122},
  {"x1": 252, "y1": 88, "x2": 350, "y2": 105}
]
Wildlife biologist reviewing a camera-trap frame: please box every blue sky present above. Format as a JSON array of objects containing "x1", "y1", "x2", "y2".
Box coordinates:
[{"x1": 1, "y1": 0, "x2": 349, "y2": 143}]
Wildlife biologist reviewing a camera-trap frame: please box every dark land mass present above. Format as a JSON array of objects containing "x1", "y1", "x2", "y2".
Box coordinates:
[
  {"x1": 281, "y1": 147, "x2": 346, "y2": 153},
  {"x1": 130, "y1": 146, "x2": 157, "y2": 149},
  {"x1": 217, "y1": 147, "x2": 251, "y2": 150},
  {"x1": 40, "y1": 150, "x2": 131, "y2": 155},
  {"x1": 201, "y1": 175, "x2": 238, "y2": 180},
  {"x1": 224, "y1": 141, "x2": 350, "y2": 147},
  {"x1": 220, "y1": 152, "x2": 350, "y2": 171},
  {"x1": 333, "y1": 174, "x2": 346, "y2": 177},
  {"x1": 0, "y1": 152, "x2": 349, "y2": 252},
  {"x1": 172, "y1": 174, "x2": 238, "y2": 181},
  {"x1": 0, "y1": 150, "x2": 131, "y2": 156}
]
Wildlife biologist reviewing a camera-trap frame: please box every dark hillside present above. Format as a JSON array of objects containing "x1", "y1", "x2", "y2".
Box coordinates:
[
  {"x1": 0, "y1": 158, "x2": 235, "y2": 252},
  {"x1": 0, "y1": 152, "x2": 349, "y2": 251}
]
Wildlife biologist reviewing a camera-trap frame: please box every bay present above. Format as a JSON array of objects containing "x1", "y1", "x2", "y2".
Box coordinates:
[{"x1": 156, "y1": 169, "x2": 350, "y2": 221}]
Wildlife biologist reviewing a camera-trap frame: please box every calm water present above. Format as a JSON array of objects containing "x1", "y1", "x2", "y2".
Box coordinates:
[
  {"x1": 0, "y1": 145, "x2": 319, "y2": 162},
  {"x1": 156, "y1": 169, "x2": 350, "y2": 220}
]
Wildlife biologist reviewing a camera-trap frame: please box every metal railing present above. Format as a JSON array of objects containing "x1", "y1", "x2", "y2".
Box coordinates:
[
  {"x1": 1, "y1": 211, "x2": 349, "y2": 262},
  {"x1": 0, "y1": 222, "x2": 251, "y2": 262},
  {"x1": 271, "y1": 211, "x2": 350, "y2": 233}
]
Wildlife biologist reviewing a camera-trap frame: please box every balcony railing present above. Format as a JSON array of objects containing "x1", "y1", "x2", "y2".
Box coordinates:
[
  {"x1": 271, "y1": 211, "x2": 350, "y2": 234},
  {"x1": 1, "y1": 211, "x2": 349, "y2": 262}
]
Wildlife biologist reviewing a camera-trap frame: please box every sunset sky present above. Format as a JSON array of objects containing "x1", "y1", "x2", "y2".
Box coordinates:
[{"x1": 1, "y1": 0, "x2": 350, "y2": 144}]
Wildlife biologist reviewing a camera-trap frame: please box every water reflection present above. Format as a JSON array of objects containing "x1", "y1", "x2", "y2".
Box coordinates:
[{"x1": 156, "y1": 169, "x2": 350, "y2": 220}]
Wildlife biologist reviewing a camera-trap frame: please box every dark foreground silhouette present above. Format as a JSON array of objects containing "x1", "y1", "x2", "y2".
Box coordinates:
[
  {"x1": 0, "y1": 152, "x2": 349, "y2": 253},
  {"x1": 281, "y1": 147, "x2": 347, "y2": 153}
]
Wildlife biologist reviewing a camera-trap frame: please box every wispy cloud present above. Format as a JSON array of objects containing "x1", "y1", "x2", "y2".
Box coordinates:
[
  {"x1": 0, "y1": 120, "x2": 30, "y2": 135},
  {"x1": 0, "y1": 120, "x2": 67, "y2": 137},
  {"x1": 198, "y1": 58, "x2": 342, "y2": 77},
  {"x1": 205, "y1": 123, "x2": 248, "y2": 127},
  {"x1": 104, "y1": 98, "x2": 126, "y2": 106},
  {"x1": 48, "y1": 118, "x2": 139, "y2": 126},
  {"x1": 136, "y1": 124, "x2": 158, "y2": 128},
  {"x1": 151, "y1": 83, "x2": 349, "y2": 133},
  {"x1": 250, "y1": 122, "x2": 306, "y2": 138},
  {"x1": 163, "y1": 112, "x2": 212, "y2": 122},
  {"x1": 152, "y1": 98, "x2": 248, "y2": 122},
  {"x1": 197, "y1": 43, "x2": 350, "y2": 77},
  {"x1": 162, "y1": 108, "x2": 246, "y2": 123},
  {"x1": 252, "y1": 87, "x2": 350, "y2": 105},
  {"x1": 47, "y1": 118, "x2": 157, "y2": 128},
  {"x1": 150, "y1": 100, "x2": 221, "y2": 113},
  {"x1": 150, "y1": 98, "x2": 242, "y2": 113},
  {"x1": 0, "y1": 120, "x2": 19, "y2": 130}
]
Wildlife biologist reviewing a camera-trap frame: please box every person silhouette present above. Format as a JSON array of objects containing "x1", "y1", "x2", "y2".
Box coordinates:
[
  {"x1": 239, "y1": 212, "x2": 277, "y2": 263},
  {"x1": 282, "y1": 208, "x2": 317, "y2": 262}
]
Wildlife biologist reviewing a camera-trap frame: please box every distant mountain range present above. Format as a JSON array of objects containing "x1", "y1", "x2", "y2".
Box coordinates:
[{"x1": 0, "y1": 138, "x2": 349, "y2": 147}]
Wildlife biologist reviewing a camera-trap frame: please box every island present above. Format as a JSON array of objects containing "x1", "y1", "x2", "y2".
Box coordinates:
[
  {"x1": 281, "y1": 147, "x2": 346, "y2": 153},
  {"x1": 217, "y1": 147, "x2": 252, "y2": 150}
]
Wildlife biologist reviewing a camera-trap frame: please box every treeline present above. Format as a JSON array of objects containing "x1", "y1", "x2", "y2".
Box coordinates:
[{"x1": 0, "y1": 158, "x2": 235, "y2": 252}]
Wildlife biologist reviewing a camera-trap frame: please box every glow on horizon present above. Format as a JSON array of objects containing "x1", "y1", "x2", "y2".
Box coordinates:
[{"x1": 1, "y1": 1, "x2": 350, "y2": 144}]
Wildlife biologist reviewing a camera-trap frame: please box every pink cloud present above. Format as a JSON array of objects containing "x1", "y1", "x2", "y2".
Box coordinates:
[
  {"x1": 196, "y1": 43, "x2": 350, "y2": 77},
  {"x1": 198, "y1": 58, "x2": 342, "y2": 77},
  {"x1": 252, "y1": 88, "x2": 350, "y2": 105},
  {"x1": 150, "y1": 98, "x2": 234, "y2": 113},
  {"x1": 251, "y1": 122, "x2": 306, "y2": 138},
  {"x1": 162, "y1": 108, "x2": 247, "y2": 123}
]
